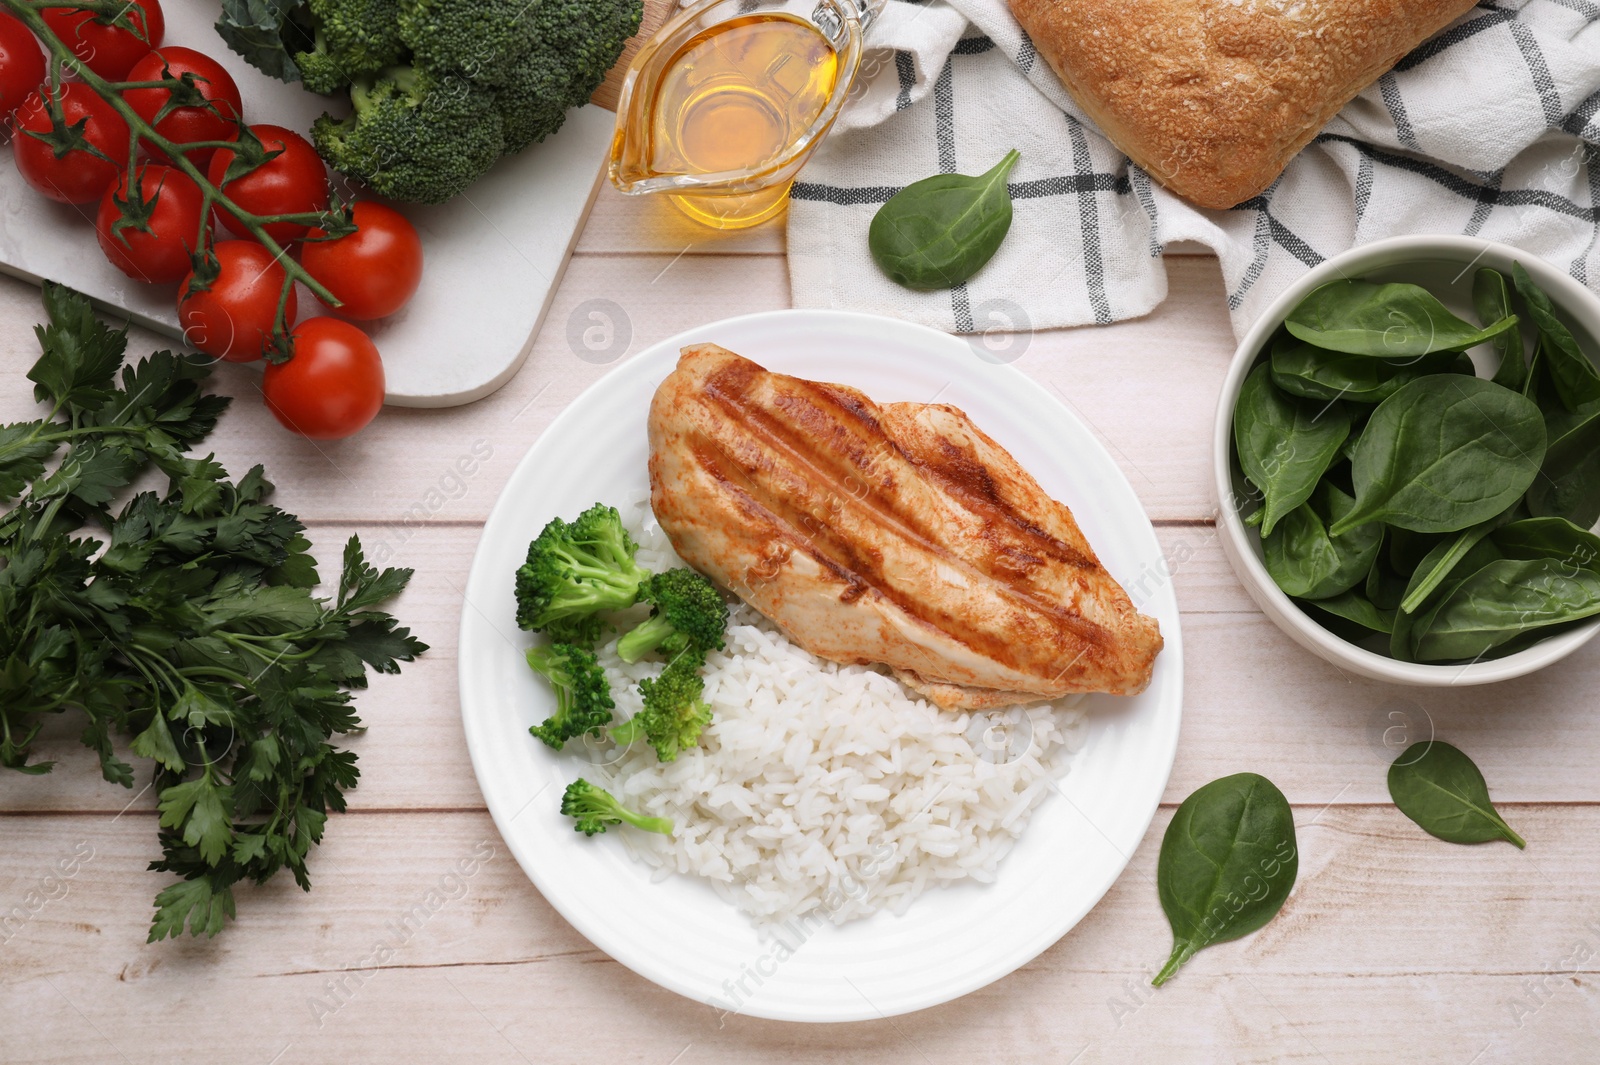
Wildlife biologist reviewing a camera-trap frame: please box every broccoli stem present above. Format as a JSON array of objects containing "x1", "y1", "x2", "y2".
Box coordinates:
[
  {"x1": 611, "y1": 803, "x2": 673, "y2": 836},
  {"x1": 2, "y1": 0, "x2": 347, "y2": 326},
  {"x1": 615, "y1": 614, "x2": 675, "y2": 664},
  {"x1": 609, "y1": 715, "x2": 644, "y2": 745}
]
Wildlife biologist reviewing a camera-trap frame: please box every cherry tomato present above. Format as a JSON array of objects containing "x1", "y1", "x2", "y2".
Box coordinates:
[
  {"x1": 300, "y1": 202, "x2": 423, "y2": 320},
  {"x1": 207, "y1": 124, "x2": 329, "y2": 244},
  {"x1": 262, "y1": 318, "x2": 384, "y2": 440},
  {"x1": 96, "y1": 163, "x2": 203, "y2": 284},
  {"x1": 42, "y1": 0, "x2": 163, "y2": 80},
  {"x1": 177, "y1": 241, "x2": 295, "y2": 363},
  {"x1": 0, "y1": 12, "x2": 45, "y2": 119},
  {"x1": 13, "y1": 83, "x2": 130, "y2": 204},
  {"x1": 123, "y1": 46, "x2": 240, "y2": 168}
]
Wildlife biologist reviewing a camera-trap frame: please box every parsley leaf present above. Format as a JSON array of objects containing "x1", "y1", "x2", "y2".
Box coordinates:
[{"x1": 0, "y1": 283, "x2": 427, "y2": 941}]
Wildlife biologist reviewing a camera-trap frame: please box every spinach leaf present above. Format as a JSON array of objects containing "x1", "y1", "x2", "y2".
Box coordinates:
[
  {"x1": 1387, "y1": 741, "x2": 1525, "y2": 848},
  {"x1": 1511, "y1": 263, "x2": 1600, "y2": 412},
  {"x1": 1389, "y1": 538, "x2": 1503, "y2": 661},
  {"x1": 1331, "y1": 376, "x2": 1545, "y2": 536},
  {"x1": 869, "y1": 150, "x2": 1020, "y2": 291},
  {"x1": 1262, "y1": 484, "x2": 1382, "y2": 599},
  {"x1": 1474, "y1": 268, "x2": 1527, "y2": 391},
  {"x1": 1233, "y1": 364, "x2": 1349, "y2": 536},
  {"x1": 1410, "y1": 557, "x2": 1600, "y2": 661},
  {"x1": 1526, "y1": 408, "x2": 1600, "y2": 529},
  {"x1": 1492, "y1": 516, "x2": 1600, "y2": 572},
  {"x1": 1365, "y1": 543, "x2": 1407, "y2": 612},
  {"x1": 1152, "y1": 773, "x2": 1298, "y2": 987},
  {"x1": 1399, "y1": 517, "x2": 1500, "y2": 614},
  {"x1": 1303, "y1": 589, "x2": 1395, "y2": 634},
  {"x1": 1269, "y1": 334, "x2": 1459, "y2": 404},
  {"x1": 1522, "y1": 335, "x2": 1544, "y2": 400},
  {"x1": 1285, "y1": 280, "x2": 1519, "y2": 357}
]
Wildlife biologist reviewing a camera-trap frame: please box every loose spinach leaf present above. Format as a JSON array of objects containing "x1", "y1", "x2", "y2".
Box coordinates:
[
  {"x1": 1152, "y1": 773, "x2": 1298, "y2": 987},
  {"x1": 868, "y1": 150, "x2": 1020, "y2": 291},
  {"x1": 1302, "y1": 589, "x2": 1395, "y2": 634},
  {"x1": 1525, "y1": 408, "x2": 1600, "y2": 528},
  {"x1": 1388, "y1": 741, "x2": 1525, "y2": 847},
  {"x1": 1262, "y1": 484, "x2": 1382, "y2": 599},
  {"x1": 1410, "y1": 557, "x2": 1600, "y2": 661},
  {"x1": 1511, "y1": 263, "x2": 1600, "y2": 413},
  {"x1": 1332, "y1": 376, "x2": 1545, "y2": 536},
  {"x1": 1492, "y1": 516, "x2": 1600, "y2": 572},
  {"x1": 1285, "y1": 279, "x2": 1519, "y2": 357},
  {"x1": 1474, "y1": 268, "x2": 1527, "y2": 392},
  {"x1": 1233, "y1": 364, "x2": 1349, "y2": 536}
]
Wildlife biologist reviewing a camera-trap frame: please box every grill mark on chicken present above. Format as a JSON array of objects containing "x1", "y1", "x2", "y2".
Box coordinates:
[
  {"x1": 650, "y1": 345, "x2": 1163, "y2": 703},
  {"x1": 913, "y1": 426, "x2": 1095, "y2": 571},
  {"x1": 703, "y1": 366, "x2": 1102, "y2": 611},
  {"x1": 696, "y1": 363, "x2": 1111, "y2": 652}
]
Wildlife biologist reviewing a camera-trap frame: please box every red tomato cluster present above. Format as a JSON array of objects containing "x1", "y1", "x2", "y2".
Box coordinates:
[{"x1": 0, "y1": 3, "x2": 425, "y2": 440}]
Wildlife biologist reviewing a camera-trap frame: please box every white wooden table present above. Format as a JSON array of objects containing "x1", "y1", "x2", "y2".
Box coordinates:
[{"x1": 3, "y1": 186, "x2": 1598, "y2": 1063}]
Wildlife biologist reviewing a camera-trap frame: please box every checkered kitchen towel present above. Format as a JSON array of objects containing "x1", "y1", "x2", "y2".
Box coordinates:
[{"x1": 786, "y1": 0, "x2": 1600, "y2": 339}]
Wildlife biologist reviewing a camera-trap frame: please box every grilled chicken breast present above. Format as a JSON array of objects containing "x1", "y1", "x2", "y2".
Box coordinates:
[{"x1": 647, "y1": 345, "x2": 1163, "y2": 708}]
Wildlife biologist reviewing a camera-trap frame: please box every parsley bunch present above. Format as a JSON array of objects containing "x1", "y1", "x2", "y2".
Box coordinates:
[{"x1": 0, "y1": 284, "x2": 427, "y2": 940}]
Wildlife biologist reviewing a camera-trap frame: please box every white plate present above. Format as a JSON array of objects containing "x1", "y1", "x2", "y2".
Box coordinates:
[{"x1": 457, "y1": 310, "x2": 1184, "y2": 1022}]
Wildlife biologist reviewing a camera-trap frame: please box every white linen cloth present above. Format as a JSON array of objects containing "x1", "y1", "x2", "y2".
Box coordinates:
[{"x1": 786, "y1": 0, "x2": 1600, "y2": 339}]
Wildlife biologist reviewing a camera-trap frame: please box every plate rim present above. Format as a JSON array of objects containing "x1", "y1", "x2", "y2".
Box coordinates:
[{"x1": 457, "y1": 308, "x2": 1184, "y2": 1021}]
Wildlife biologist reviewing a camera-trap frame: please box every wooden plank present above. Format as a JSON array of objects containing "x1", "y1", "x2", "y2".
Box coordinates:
[
  {"x1": 0, "y1": 807, "x2": 1595, "y2": 1062},
  {"x1": 10, "y1": 523, "x2": 1600, "y2": 816},
  {"x1": 0, "y1": 257, "x2": 1236, "y2": 526}
]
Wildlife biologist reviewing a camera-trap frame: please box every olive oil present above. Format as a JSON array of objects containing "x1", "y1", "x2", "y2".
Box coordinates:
[{"x1": 646, "y1": 13, "x2": 839, "y2": 228}]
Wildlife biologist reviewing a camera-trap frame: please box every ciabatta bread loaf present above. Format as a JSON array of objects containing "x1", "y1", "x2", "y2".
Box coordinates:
[{"x1": 1008, "y1": 0, "x2": 1479, "y2": 209}]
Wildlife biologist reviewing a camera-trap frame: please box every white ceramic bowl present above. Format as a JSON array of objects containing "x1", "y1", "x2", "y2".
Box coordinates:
[{"x1": 1213, "y1": 236, "x2": 1600, "y2": 685}]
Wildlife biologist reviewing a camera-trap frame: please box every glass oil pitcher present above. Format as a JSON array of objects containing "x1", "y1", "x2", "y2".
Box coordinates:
[{"x1": 608, "y1": 0, "x2": 879, "y2": 230}]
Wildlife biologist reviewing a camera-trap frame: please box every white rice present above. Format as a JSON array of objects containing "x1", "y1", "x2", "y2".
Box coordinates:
[{"x1": 577, "y1": 503, "x2": 1086, "y2": 926}]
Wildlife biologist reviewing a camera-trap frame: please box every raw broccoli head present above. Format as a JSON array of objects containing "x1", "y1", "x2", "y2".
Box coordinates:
[
  {"x1": 397, "y1": 0, "x2": 542, "y2": 88},
  {"x1": 524, "y1": 643, "x2": 613, "y2": 750},
  {"x1": 611, "y1": 652, "x2": 712, "y2": 762},
  {"x1": 559, "y1": 778, "x2": 673, "y2": 836},
  {"x1": 514, "y1": 504, "x2": 649, "y2": 638},
  {"x1": 615, "y1": 568, "x2": 727, "y2": 663},
  {"x1": 310, "y1": 65, "x2": 504, "y2": 204},
  {"x1": 218, "y1": 0, "x2": 644, "y2": 203},
  {"x1": 491, "y1": 0, "x2": 643, "y2": 153},
  {"x1": 294, "y1": 0, "x2": 407, "y2": 94}
]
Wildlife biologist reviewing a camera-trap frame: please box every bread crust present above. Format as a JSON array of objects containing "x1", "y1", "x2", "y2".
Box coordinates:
[{"x1": 1009, "y1": 0, "x2": 1479, "y2": 209}]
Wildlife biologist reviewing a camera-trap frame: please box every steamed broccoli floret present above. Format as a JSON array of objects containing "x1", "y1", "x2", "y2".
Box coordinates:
[
  {"x1": 514, "y1": 504, "x2": 650, "y2": 641},
  {"x1": 560, "y1": 778, "x2": 673, "y2": 837},
  {"x1": 311, "y1": 65, "x2": 503, "y2": 204},
  {"x1": 615, "y1": 568, "x2": 727, "y2": 664},
  {"x1": 492, "y1": 0, "x2": 643, "y2": 153},
  {"x1": 610, "y1": 652, "x2": 712, "y2": 762},
  {"x1": 397, "y1": 0, "x2": 542, "y2": 87},
  {"x1": 524, "y1": 643, "x2": 614, "y2": 750},
  {"x1": 293, "y1": 0, "x2": 407, "y2": 94}
]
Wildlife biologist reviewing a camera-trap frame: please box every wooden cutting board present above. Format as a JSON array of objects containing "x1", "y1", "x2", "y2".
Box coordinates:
[{"x1": 0, "y1": 0, "x2": 675, "y2": 408}]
